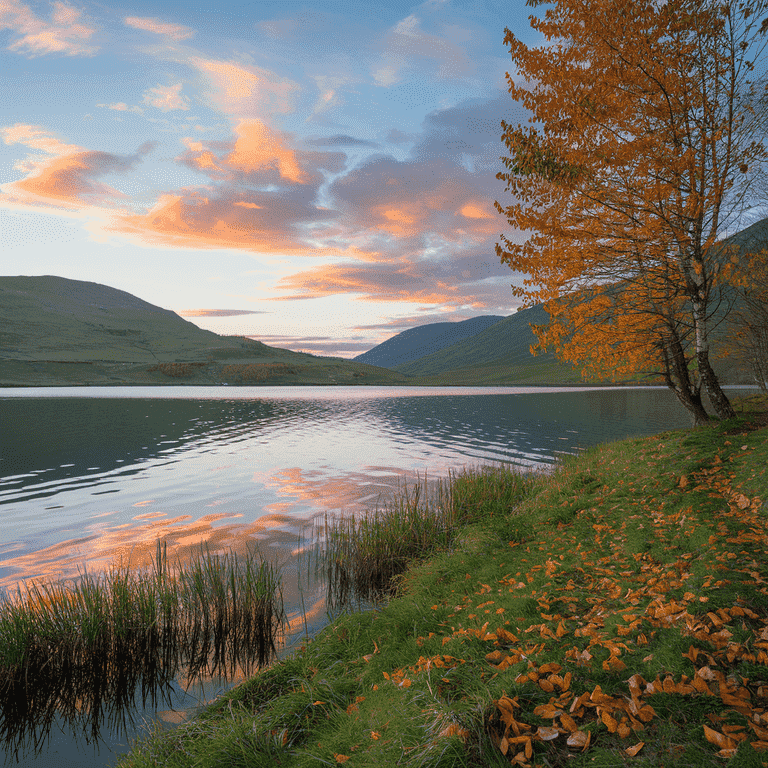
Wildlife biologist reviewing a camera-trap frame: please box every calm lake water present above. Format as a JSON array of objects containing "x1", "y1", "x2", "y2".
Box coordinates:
[{"x1": 0, "y1": 384, "x2": 752, "y2": 765}]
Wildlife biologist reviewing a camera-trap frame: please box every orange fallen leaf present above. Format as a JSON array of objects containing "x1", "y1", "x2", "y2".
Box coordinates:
[
  {"x1": 567, "y1": 730, "x2": 591, "y2": 751},
  {"x1": 334, "y1": 755, "x2": 351, "y2": 763},
  {"x1": 626, "y1": 742, "x2": 644, "y2": 756},
  {"x1": 601, "y1": 710, "x2": 619, "y2": 733},
  {"x1": 704, "y1": 725, "x2": 737, "y2": 750}
]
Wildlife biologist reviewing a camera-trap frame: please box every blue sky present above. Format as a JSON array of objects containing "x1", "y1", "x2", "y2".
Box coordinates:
[{"x1": 1, "y1": 0, "x2": 541, "y2": 357}]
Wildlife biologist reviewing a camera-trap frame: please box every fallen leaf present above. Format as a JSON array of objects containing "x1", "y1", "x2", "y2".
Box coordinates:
[
  {"x1": 704, "y1": 725, "x2": 737, "y2": 750},
  {"x1": 626, "y1": 742, "x2": 644, "y2": 756},
  {"x1": 567, "y1": 730, "x2": 591, "y2": 751}
]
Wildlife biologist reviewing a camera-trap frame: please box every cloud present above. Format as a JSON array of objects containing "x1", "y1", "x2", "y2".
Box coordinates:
[
  {"x1": 386, "y1": 128, "x2": 416, "y2": 144},
  {"x1": 248, "y1": 334, "x2": 372, "y2": 357},
  {"x1": 0, "y1": 133, "x2": 156, "y2": 209},
  {"x1": 189, "y1": 56, "x2": 300, "y2": 117},
  {"x1": 271, "y1": 248, "x2": 516, "y2": 312},
  {"x1": 124, "y1": 16, "x2": 194, "y2": 40},
  {"x1": 177, "y1": 309, "x2": 264, "y2": 317},
  {"x1": 178, "y1": 120, "x2": 345, "y2": 187},
  {"x1": 327, "y1": 153, "x2": 500, "y2": 239},
  {"x1": 98, "y1": 102, "x2": 145, "y2": 114},
  {"x1": 107, "y1": 184, "x2": 340, "y2": 254},
  {"x1": 0, "y1": 0, "x2": 97, "y2": 57},
  {"x1": 373, "y1": 12, "x2": 474, "y2": 86},
  {"x1": 305, "y1": 135, "x2": 377, "y2": 148},
  {"x1": 143, "y1": 83, "x2": 190, "y2": 112},
  {"x1": 2, "y1": 123, "x2": 80, "y2": 157}
]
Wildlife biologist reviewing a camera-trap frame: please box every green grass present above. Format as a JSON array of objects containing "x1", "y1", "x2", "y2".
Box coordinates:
[
  {"x1": 0, "y1": 542, "x2": 285, "y2": 756},
  {"x1": 109, "y1": 396, "x2": 768, "y2": 767},
  {"x1": 316, "y1": 466, "x2": 535, "y2": 608}
]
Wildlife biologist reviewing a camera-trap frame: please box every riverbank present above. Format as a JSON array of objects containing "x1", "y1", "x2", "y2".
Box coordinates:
[{"x1": 118, "y1": 394, "x2": 768, "y2": 768}]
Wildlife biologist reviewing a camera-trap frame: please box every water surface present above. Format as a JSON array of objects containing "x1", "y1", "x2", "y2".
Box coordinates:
[{"x1": 0, "y1": 384, "x2": 742, "y2": 765}]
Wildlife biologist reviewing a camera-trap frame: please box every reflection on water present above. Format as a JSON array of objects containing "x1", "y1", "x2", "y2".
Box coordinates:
[{"x1": 0, "y1": 384, "x2": 748, "y2": 765}]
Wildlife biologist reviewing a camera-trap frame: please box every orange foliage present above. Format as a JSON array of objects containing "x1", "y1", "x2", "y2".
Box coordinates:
[{"x1": 495, "y1": 0, "x2": 768, "y2": 421}]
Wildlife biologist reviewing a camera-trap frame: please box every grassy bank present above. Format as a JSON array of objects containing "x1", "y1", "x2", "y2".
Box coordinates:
[{"x1": 118, "y1": 396, "x2": 768, "y2": 768}]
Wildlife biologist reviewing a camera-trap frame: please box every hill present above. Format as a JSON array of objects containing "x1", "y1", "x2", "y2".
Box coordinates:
[
  {"x1": 393, "y1": 303, "x2": 590, "y2": 384},
  {"x1": 354, "y1": 315, "x2": 504, "y2": 368},
  {"x1": 0, "y1": 276, "x2": 408, "y2": 387}
]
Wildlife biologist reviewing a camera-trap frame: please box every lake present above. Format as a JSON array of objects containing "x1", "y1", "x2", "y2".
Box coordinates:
[{"x1": 0, "y1": 384, "x2": 750, "y2": 765}]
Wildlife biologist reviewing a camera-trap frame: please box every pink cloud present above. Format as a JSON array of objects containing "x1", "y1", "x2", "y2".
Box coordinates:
[
  {"x1": 0, "y1": 0, "x2": 97, "y2": 57},
  {"x1": 142, "y1": 83, "x2": 190, "y2": 112},
  {"x1": 189, "y1": 56, "x2": 300, "y2": 117},
  {"x1": 271, "y1": 256, "x2": 512, "y2": 311},
  {"x1": 327, "y1": 155, "x2": 502, "y2": 240},
  {"x1": 123, "y1": 16, "x2": 194, "y2": 40},
  {"x1": 177, "y1": 309, "x2": 263, "y2": 317},
  {"x1": 0, "y1": 138, "x2": 155, "y2": 209},
  {"x1": 178, "y1": 119, "x2": 345, "y2": 187},
  {"x1": 108, "y1": 186, "x2": 340, "y2": 253}
]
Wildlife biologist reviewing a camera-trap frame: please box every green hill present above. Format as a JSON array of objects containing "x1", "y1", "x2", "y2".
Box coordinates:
[
  {"x1": 393, "y1": 304, "x2": 588, "y2": 385},
  {"x1": 0, "y1": 276, "x2": 408, "y2": 387},
  {"x1": 395, "y1": 297, "x2": 754, "y2": 387},
  {"x1": 354, "y1": 315, "x2": 504, "y2": 368}
]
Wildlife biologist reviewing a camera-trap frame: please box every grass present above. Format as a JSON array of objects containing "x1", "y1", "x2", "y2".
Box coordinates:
[
  {"x1": 0, "y1": 541, "x2": 285, "y2": 757},
  {"x1": 316, "y1": 466, "x2": 535, "y2": 609},
  {"x1": 113, "y1": 394, "x2": 768, "y2": 768}
]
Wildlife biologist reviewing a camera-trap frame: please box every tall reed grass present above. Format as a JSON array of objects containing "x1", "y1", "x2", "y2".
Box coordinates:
[
  {"x1": 0, "y1": 541, "x2": 284, "y2": 756},
  {"x1": 316, "y1": 465, "x2": 533, "y2": 608}
]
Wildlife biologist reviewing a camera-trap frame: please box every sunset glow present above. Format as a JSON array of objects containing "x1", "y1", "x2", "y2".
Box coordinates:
[{"x1": 1, "y1": 0, "x2": 540, "y2": 357}]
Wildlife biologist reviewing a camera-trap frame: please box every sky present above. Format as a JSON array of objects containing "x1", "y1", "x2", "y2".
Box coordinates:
[{"x1": 0, "y1": 0, "x2": 542, "y2": 357}]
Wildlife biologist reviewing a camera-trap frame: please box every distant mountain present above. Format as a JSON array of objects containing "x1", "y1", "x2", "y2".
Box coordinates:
[
  {"x1": 392, "y1": 304, "x2": 575, "y2": 380},
  {"x1": 354, "y1": 315, "x2": 504, "y2": 368},
  {"x1": 0, "y1": 275, "x2": 408, "y2": 387},
  {"x1": 394, "y1": 290, "x2": 755, "y2": 386}
]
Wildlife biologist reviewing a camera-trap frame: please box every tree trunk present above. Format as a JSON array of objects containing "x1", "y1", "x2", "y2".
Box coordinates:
[
  {"x1": 660, "y1": 332, "x2": 711, "y2": 426},
  {"x1": 697, "y1": 348, "x2": 736, "y2": 420},
  {"x1": 687, "y1": 267, "x2": 736, "y2": 420}
]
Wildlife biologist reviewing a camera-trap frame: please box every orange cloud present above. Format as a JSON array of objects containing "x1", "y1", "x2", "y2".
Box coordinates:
[
  {"x1": 1, "y1": 141, "x2": 155, "y2": 209},
  {"x1": 274, "y1": 262, "x2": 479, "y2": 306},
  {"x1": 189, "y1": 56, "x2": 300, "y2": 116},
  {"x1": 1, "y1": 0, "x2": 97, "y2": 57},
  {"x1": 227, "y1": 120, "x2": 308, "y2": 184},
  {"x1": 123, "y1": 15, "x2": 194, "y2": 40},
  {"x1": 108, "y1": 187, "x2": 338, "y2": 253},
  {"x1": 329, "y1": 155, "x2": 501, "y2": 239},
  {"x1": 179, "y1": 119, "x2": 340, "y2": 187},
  {"x1": 460, "y1": 201, "x2": 495, "y2": 219}
]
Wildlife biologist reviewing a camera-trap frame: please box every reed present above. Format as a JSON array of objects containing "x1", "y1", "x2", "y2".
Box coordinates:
[
  {"x1": 316, "y1": 465, "x2": 533, "y2": 608},
  {"x1": 0, "y1": 541, "x2": 285, "y2": 756}
]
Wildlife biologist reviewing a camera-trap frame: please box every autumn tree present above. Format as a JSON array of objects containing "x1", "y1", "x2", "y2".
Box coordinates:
[{"x1": 495, "y1": 0, "x2": 768, "y2": 423}]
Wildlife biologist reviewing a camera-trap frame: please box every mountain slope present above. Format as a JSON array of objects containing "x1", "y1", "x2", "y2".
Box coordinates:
[
  {"x1": 354, "y1": 315, "x2": 504, "y2": 368},
  {"x1": 393, "y1": 304, "x2": 564, "y2": 377},
  {"x1": 0, "y1": 276, "x2": 407, "y2": 387},
  {"x1": 0, "y1": 275, "x2": 237, "y2": 363}
]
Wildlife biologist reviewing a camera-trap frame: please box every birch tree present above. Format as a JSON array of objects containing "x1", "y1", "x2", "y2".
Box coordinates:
[{"x1": 495, "y1": 0, "x2": 768, "y2": 423}]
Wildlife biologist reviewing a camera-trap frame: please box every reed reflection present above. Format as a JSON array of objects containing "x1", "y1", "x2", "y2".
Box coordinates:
[{"x1": 0, "y1": 541, "x2": 285, "y2": 760}]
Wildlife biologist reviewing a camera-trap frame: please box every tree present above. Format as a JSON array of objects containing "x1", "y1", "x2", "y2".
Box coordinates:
[{"x1": 495, "y1": 0, "x2": 768, "y2": 423}]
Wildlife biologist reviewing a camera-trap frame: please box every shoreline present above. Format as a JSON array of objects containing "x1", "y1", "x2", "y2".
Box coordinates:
[{"x1": 116, "y1": 394, "x2": 768, "y2": 767}]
